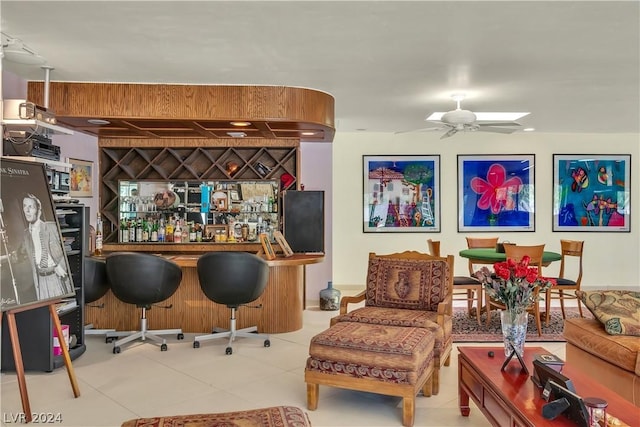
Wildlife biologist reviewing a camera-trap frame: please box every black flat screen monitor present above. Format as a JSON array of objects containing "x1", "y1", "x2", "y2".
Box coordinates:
[
  {"x1": 532, "y1": 359, "x2": 575, "y2": 393},
  {"x1": 544, "y1": 380, "x2": 590, "y2": 427}
]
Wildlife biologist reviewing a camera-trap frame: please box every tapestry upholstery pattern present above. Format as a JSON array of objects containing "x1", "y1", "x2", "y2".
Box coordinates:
[
  {"x1": 333, "y1": 306, "x2": 451, "y2": 359},
  {"x1": 307, "y1": 322, "x2": 435, "y2": 385},
  {"x1": 365, "y1": 257, "x2": 448, "y2": 311},
  {"x1": 576, "y1": 290, "x2": 640, "y2": 336},
  {"x1": 120, "y1": 405, "x2": 312, "y2": 427}
]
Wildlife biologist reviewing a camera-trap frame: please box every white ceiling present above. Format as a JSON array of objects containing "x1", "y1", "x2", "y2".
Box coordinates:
[{"x1": 2, "y1": 1, "x2": 639, "y2": 134}]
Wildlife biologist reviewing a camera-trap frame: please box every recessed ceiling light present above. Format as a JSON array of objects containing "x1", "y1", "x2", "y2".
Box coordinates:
[
  {"x1": 226, "y1": 131, "x2": 247, "y2": 138},
  {"x1": 230, "y1": 121, "x2": 251, "y2": 127},
  {"x1": 523, "y1": 128, "x2": 535, "y2": 132},
  {"x1": 301, "y1": 131, "x2": 316, "y2": 136},
  {"x1": 88, "y1": 119, "x2": 110, "y2": 125}
]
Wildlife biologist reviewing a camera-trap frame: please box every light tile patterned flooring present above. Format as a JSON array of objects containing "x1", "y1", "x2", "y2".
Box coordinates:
[{"x1": 0, "y1": 306, "x2": 566, "y2": 427}]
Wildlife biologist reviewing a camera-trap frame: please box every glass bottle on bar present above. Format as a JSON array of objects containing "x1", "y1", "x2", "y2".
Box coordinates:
[
  {"x1": 136, "y1": 217, "x2": 143, "y2": 242},
  {"x1": 158, "y1": 217, "x2": 166, "y2": 242},
  {"x1": 128, "y1": 219, "x2": 136, "y2": 242},
  {"x1": 95, "y1": 213, "x2": 103, "y2": 255},
  {"x1": 150, "y1": 219, "x2": 159, "y2": 242},
  {"x1": 173, "y1": 219, "x2": 182, "y2": 243},
  {"x1": 121, "y1": 218, "x2": 129, "y2": 243}
]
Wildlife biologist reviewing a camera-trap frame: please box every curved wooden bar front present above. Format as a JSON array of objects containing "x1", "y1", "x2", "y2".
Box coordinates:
[{"x1": 85, "y1": 254, "x2": 323, "y2": 334}]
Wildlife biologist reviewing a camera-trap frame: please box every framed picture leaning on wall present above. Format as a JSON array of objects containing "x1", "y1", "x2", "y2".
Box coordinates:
[
  {"x1": 363, "y1": 155, "x2": 440, "y2": 233},
  {"x1": 458, "y1": 154, "x2": 535, "y2": 232},
  {"x1": 0, "y1": 158, "x2": 75, "y2": 311},
  {"x1": 553, "y1": 154, "x2": 631, "y2": 232}
]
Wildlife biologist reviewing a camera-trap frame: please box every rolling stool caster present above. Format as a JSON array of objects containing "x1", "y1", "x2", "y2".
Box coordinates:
[
  {"x1": 113, "y1": 346, "x2": 121, "y2": 354},
  {"x1": 161, "y1": 343, "x2": 168, "y2": 351},
  {"x1": 177, "y1": 333, "x2": 184, "y2": 340},
  {"x1": 193, "y1": 341, "x2": 200, "y2": 349},
  {"x1": 225, "y1": 347, "x2": 233, "y2": 355},
  {"x1": 264, "y1": 340, "x2": 270, "y2": 347}
]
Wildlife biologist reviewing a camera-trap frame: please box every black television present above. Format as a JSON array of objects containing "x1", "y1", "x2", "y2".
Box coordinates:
[
  {"x1": 532, "y1": 359, "x2": 576, "y2": 392},
  {"x1": 543, "y1": 380, "x2": 590, "y2": 427}
]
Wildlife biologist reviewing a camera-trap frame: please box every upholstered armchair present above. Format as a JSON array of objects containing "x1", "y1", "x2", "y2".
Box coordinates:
[{"x1": 331, "y1": 250, "x2": 454, "y2": 395}]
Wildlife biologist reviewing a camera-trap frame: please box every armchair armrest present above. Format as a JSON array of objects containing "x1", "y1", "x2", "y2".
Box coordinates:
[
  {"x1": 339, "y1": 291, "x2": 365, "y2": 315},
  {"x1": 436, "y1": 294, "x2": 452, "y2": 328}
]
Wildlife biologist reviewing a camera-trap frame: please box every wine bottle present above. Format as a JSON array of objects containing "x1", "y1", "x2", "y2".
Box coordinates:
[{"x1": 95, "y1": 213, "x2": 103, "y2": 255}]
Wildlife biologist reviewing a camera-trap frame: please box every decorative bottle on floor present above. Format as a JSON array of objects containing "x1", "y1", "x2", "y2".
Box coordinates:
[{"x1": 319, "y1": 281, "x2": 341, "y2": 311}]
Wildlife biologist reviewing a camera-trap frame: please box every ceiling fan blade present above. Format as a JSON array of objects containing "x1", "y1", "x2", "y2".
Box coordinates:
[
  {"x1": 477, "y1": 121, "x2": 521, "y2": 127},
  {"x1": 477, "y1": 126, "x2": 519, "y2": 134},
  {"x1": 440, "y1": 128, "x2": 458, "y2": 139},
  {"x1": 394, "y1": 127, "x2": 444, "y2": 134}
]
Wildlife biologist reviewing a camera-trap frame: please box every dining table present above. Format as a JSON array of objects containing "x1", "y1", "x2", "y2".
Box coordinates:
[{"x1": 459, "y1": 248, "x2": 562, "y2": 267}]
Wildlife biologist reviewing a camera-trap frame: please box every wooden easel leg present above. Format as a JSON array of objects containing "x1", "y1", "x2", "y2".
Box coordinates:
[
  {"x1": 5, "y1": 311, "x2": 33, "y2": 422},
  {"x1": 49, "y1": 304, "x2": 81, "y2": 398}
]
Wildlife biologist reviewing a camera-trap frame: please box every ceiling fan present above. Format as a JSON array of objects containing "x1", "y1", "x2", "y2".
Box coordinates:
[{"x1": 405, "y1": 94, "x2": 529, "y2": 139}]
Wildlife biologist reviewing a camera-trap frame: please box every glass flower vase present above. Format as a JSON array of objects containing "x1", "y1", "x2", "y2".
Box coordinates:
[
  {"x1": 319, "y1": 281, "x2": 341, "y2": 311},
  {"x1": 500, "y1": 310, "x2": 528, "y2": 357}
]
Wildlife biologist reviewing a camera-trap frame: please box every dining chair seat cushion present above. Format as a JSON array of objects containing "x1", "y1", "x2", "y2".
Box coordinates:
[
  {"x1": 365, "y1": 255, "x2": 449, "y2": 311},
  {"x1": 554, "y1": 277, "x2": 578, "y2": 286},
  {"x1": 333, "y1": 306, "x2": 451, "y2": 360},
  {"x1": 453, "y1": 276, "x2": 481, "y2": 286}
]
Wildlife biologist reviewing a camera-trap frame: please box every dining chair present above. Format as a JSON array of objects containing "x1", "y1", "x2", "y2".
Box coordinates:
[
  {"x1": 428, "y1": 239, "x2": 484, "y2": 325},
  {"x1": 546, "y1": 240, "x2": 585, "y2": 322},
  {"x1": 465, "y1": 237, "x2": 499, "y2": 275},
  {"x1": 485, "y1": 244, "x2": 546, "y2": 336}
]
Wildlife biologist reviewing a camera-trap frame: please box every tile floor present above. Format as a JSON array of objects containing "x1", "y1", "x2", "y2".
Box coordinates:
[{"x1": 0, "y1": 306, "x2": 566, "y2": 427}]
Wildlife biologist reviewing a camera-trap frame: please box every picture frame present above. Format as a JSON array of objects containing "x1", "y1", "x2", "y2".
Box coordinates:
[
  {"x1": 0, "y1": 158, "x2": 76, "y2": 311},
  {"x1": 458, "y1": 154, "x2": 535, "y2": 232},
  {"x1": 363, "y1": 155, "x2": 440, "y2": 233},
  {"x1": 273, "y1": 231, "x2": 294, "y2": 257},
  {"x1": 68, "y1": 158, "x2": 94, "y2": 198},
  {"x1": 553, "y1": 154, "x2": 631, "y2": 232},
  {"x1": 259, "y1": 233, "x2": 276, "y2": 260}
]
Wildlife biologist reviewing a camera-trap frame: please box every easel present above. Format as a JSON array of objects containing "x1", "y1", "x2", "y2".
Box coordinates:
[
  {"x1": 1, "y1": 299, "x2": 81, "y2": 422},
  {"x1": 500, "y1": 343, "x2": 529, "y2": 375}
]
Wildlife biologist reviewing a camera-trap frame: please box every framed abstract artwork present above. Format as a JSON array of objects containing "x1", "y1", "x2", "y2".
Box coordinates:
[
  {"x1": 458, "y1": 154, "x2": 535, "y2": 232},
  {"x1": 553, "y1": 154, "x2": 631, "y2": 232},
  {"x1": 363, "y1": 155, "x2": 440, "y2": 233}
]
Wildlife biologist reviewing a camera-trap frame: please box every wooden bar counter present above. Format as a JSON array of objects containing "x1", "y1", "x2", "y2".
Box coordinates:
[{"x1": 85, "y1": 251, "x2": 323, "y2": 334}]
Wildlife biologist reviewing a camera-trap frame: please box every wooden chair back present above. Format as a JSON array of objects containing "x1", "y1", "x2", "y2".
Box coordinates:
[
  {"x1": 427, "y1": 239, "x2": 441, "y2": 256},
  {"x1": 465, "y1": 236, "x2": 499, "y2": 275},
  {"x1": 559, "y1": 240, "x2": 584, "y2": 285},
  {"x1": 504, "y1": 244, "x2": 545, "y2": 273}
]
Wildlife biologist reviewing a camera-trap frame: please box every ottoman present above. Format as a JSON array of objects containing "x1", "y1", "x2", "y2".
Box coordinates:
[{"x1": 304, "y1": 322, "x2": 435, "y2": 427}]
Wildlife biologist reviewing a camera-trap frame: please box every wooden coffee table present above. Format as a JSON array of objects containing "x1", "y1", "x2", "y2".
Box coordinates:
[{"x1": 458, "y1": 346, "x2": 639, "y2": 427}]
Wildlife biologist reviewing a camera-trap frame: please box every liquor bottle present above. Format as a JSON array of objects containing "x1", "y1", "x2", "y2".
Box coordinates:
[
  {"x1": 182, "y1": 219, "x2": 189, "y2": 243},
  {"x1": 95, "y1": 213, "x2": 103, "y2": 255},
  {"x1": 158, "y1": 217, "x2": 166, "y2": 242},
  {"x1": 128, "y1": 219, "x2": 136, "y2": 242},
  {"x1": 150, "y1": 219, "x2": 158, "y2": 242},
  {"x1": 121, "y1": 218, "x2": 129, "y2": 243},
  {"x1": 195, "y1": 223, "x2": 202, "y2": 242},
  {"x1": 141, "y1": 218, "x2": 149, "y2": 242},
  {"x1": 173, "y1": 220, "x2": 182, "y2": 243},
  {"x1": 189, "y1": 221, "x2": 196, "y2": 242},
  {"x1": 165, "y1": 216, "x2": 174, "y2": 243},
  {"x1": 136, "y1": 218, "x2": 143, "y2": 242}
]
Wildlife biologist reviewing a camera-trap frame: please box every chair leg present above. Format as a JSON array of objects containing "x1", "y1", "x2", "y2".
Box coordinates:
[
  {"x1": 534, "y1": 307, "x2": 542, "y2": 337},
  {"x1": 559, "y1": 290, "x2": 566, "y2": 319},
  {"x1": 306, "y1": 383, "x2": 319, "y2": 410},
  {"x1": 545, "y1": 289, "x2": 551, "y2": 326},
  {"x1": 402, "y1": 395, "x2": 415, "y2": 427},
  {"x1": 466, "y1": 290, "x2": 473, "y2": 316},
  {"x1": 576, "y1": 295, "x2": 584, "y2": 318},
  {"x1": 475, "y1": 289, "x2": 483, "y2": 326},
  {"x1": 485, "y1": 304, "x2": 492, "y2": 327}
]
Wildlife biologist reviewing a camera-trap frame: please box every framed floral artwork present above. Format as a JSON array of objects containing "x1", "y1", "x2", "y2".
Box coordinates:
[
  {"x1": 458, "y1": 154, "x2": 535, "y2": 232},
  {"x1": 363, "y1": 155, "x2": 440, "y2": 232},
  {"x1": 553, "y1": 154, "x2": 631, "y2": 232}
]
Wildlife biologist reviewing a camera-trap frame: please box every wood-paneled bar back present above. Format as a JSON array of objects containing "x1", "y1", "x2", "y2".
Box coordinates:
[{"x1": 26, "y1": 82, "x2": 335, "y2": 249}]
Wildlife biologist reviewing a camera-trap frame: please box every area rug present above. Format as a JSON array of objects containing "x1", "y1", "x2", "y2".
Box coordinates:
[{"x1": 452, "y1": 307, "x2": 592, "y2": 342}]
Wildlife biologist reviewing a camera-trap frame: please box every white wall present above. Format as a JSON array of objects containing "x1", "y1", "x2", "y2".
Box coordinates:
[
  {"x1": 333, "y1": 131, "x2": 640, "y2": 290},
  {"x1": 300, "y1": 142, "x2": 333, "y2": 306}
]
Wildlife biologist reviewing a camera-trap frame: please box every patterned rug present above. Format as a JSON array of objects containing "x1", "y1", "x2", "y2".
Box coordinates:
[{"x1": 452, "y1": 307, "x2": 592, "y2": 342}]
